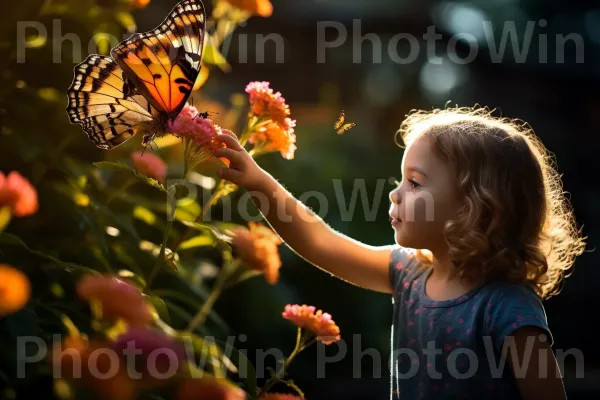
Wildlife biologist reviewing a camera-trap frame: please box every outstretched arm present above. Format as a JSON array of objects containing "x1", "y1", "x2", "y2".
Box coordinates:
[{"x1": 214, "y1": 132, "x2": 394, "y2": 294}]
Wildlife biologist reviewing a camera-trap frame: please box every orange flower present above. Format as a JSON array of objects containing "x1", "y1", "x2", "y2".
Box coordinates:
[
  {"x1": 0, "y1": 171, "x2": 38, "y2": 217},
  {"x1": 130, "y1": 0, "x2": 150, "y2": 9},
  {"x1": 245, "y1": 81, "x2": 292, "y2": 127},
  {"x1": 76, "y1": 274, "x2": 153, "y2": 326},
  {"x1": 0, "y1": 264, "x2": 30, "y2": 316},
  {"x1": 244, "y1": 82, "x2": 296, "y2": 159},
  {"x1": 282, "y1": 304, "x2": 341, "y2": 345},
  {"x1": 259, "y1": 394, "x2": 302, "y2": 400},
  {"x1": 231, "y1": 222, "x2": 282, "y2": 285},
  {"x1": 223, "y1": 0, "x2": 273, "y2": 17},
  {"x1": 250, "y1": 122, "x2": 296, "y2": 160},
  {"x1": 177, "y1": 376, "x2": 247, "y2": 400},
  {"x1": 131, "y1": 151, "x2": 167, "y2": 184}
]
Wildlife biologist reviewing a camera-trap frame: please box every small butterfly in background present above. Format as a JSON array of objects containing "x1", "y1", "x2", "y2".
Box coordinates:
[
  {"x1": 334, "y1": 110, "x2": 356, "y2": 135},
  {"x1": 66, "y1": 0, "x2": 207, "y2": 150}
]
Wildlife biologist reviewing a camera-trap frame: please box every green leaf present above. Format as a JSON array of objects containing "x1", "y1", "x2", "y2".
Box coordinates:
[
  {"x1": 182, "y1": 221, "x2": 232, "y2": 252},
  {"x1": 115, "y1": 11, "x2": 136, "y2": 32},
  {"x1": 0, "y1": 232, "x2": 27, "y2": 247},
  {"x1": 0, "y1": 233, "x2": 93, "y2": 273},
  {"x1": 93, "y1": 161, "x2": 167, "y2": 193},
  {"x1": 179, "y1": 235, "x2": 213, "y2": 250},
  {"x1": 0, "y1": 206, "x2": 12, "y2": 232},
  {"x1": 147, "y1": 295, "x2": 170, "y2": 324},
  {"x1": 93, "y1": 32, "x2": 112, "y2": 55},
  {"x1": 133, "y1": 206, "x2": 158, "y2": 226},
  {"x1": 216, "y1": 338, "x2": 258, "y2": 399},
  {"x1": 202, "y1": 39, "x2": 231, "y2": 72}
]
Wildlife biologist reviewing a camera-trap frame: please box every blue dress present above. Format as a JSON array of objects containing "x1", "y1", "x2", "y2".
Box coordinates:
[{"x1": 389, "y1": 246, "x2": 553, "y2": 399}]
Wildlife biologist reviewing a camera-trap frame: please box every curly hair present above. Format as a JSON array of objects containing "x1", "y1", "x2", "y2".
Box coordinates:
[{"x1": 395, "y1": 105, "x2": 587, "y2": 299}]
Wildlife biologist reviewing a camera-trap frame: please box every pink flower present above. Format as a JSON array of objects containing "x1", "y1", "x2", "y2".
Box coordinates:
[
  {"x1": 130, "y1": 151, "x2": 167, "y2": 183},
  {"x1": 168, "y1": 104, "x2": 229, "y2": 168},
  {"x1": 169, "y1": 104, "x2": 222, "y2": 151},
  {"x1": 0, "y1": 171, "x2": 38, "y2": 217},
  {"x1": 76, "y1": 274, "x2": 153, "y2": 326},
  {"x1": 282, "y1": 304, "x2": 341, "y2": 345},
  {"x1": 112, "y1": 327, "x2": 187, "y2": 386}
]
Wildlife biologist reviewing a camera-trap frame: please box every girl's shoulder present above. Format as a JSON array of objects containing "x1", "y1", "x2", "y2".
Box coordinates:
[
  {"x1": 388, "y1": 246, "x2": 430, "y2": 290},
  {"x1": 477, "y1": 281, "x2": 553, "y2": 352}
]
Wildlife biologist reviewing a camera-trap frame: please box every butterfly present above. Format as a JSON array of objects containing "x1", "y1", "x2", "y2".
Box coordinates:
[
  {"x1": 334, "y1": 110, "x2": 356, "y2": 135},
  {"x1": 66, "y1": 0, "x2": 206, "y2": 150}
]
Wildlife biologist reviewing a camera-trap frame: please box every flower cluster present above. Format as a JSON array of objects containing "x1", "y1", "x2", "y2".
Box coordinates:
[
  {"x1": 169, "y1": 104, "x2": 230, "y2": 174},
  {"x1": 76, "y1": 274, "x2": 153, "y2": 326},
  {"x1": 244, "y1": 81, "x2": 297, "y2": 160},
  {"x1": 50, "y1": 327, "x2": 245, "y2": 400},
  {"x1": 231, "y1": 222, "x2": 283, "y2": 285},
  {"x1": 282, "y1": 304, "x2": 341, "y2": 345},
  {"x1": 51, "y1": 335, "x2": 137, "y2": 400},
  {"x1": 0, "y1": 171, "x2": 38, "y2": 217},
  {"x1": 0, "y1": 264, "x2": 30, "y2": 317}
]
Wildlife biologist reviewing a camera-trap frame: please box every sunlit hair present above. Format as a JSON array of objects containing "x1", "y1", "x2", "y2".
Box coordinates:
[{"x1": 395, "y1": 105, "x2": 586, "y2": 299}]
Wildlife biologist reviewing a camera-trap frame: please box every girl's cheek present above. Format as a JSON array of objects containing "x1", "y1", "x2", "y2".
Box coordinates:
[{"x1": 404, "y1": 192, "x2": 435, "y2": 223}]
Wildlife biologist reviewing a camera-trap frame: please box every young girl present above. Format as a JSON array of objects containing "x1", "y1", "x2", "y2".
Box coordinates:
[{"x1": 212, "y1": 106, "x2": 586, "y2": 399}]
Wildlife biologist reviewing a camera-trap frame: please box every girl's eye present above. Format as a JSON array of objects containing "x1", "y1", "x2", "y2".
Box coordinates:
[{"x1": 409, "y1": 179, "x2": 420, "y2": 189}]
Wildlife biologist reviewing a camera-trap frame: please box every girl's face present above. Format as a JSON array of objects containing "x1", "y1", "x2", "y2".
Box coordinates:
[{"x1": 389, "y1": 135, "x2": 463, "y2": 254}]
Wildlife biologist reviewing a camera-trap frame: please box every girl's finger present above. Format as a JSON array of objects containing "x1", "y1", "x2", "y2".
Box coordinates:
[
  {"x1": 221, "y1": 129, "x2": 238, "y2": 139},
  {"x1": 216, "y1": 167, "x2": 243, "y2": 182},
  {"x1": 215, "y1": 133, "x2": 243, "y2": 151},
  {"x1": 214, "y1": 148, "x2": 244, "y2": 165}
]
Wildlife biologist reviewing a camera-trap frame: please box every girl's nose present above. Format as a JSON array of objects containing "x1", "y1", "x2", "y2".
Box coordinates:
[{"x1": 389, "y1": 187, "x2": 401, "y2": 204}]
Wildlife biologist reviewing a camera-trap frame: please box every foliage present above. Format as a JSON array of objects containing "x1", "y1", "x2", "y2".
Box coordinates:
[{"x1": 0, "y1": 1, "x2": 337, "y2": 399}]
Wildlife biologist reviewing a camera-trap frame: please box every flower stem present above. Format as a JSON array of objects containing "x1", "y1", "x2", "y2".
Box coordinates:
[
  {"x1": 258, "y1": 327, "x2": 308, "y2": 397},
  {"x1": 144, "y1": 217, "x2": 173, "y2": 291},
  {"x1": 145, "y1": 175, "x2": 180, "y2": 292},
  {"x1": 185, "y1": 259, "x2": 238, "y2": 332},
  {"x1": 171, "y1": 180, "x2": 229, "y2": 253}
]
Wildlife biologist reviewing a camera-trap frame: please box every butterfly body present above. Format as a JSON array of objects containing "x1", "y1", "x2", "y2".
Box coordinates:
[{"x1": 66, "y1": 0, "x2": 207, "y2": 150}]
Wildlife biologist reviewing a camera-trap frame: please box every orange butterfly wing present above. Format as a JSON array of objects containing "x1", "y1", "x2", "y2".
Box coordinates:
[{"x1": 111, "y1": 0, "x2": 206, "y2": 117}]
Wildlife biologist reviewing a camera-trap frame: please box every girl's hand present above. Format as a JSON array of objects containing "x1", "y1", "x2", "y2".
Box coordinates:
[{"x1": 214, "y1": 130, "x2": 270, "y2": 192}]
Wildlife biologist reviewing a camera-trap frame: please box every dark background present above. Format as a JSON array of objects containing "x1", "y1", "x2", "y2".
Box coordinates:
[
  {"x1": 200, "y1": 0, "x2": 598, "y2": 398},
  {"x1": 1, "y1": 0, "x2": 598, "y2": 399}
]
